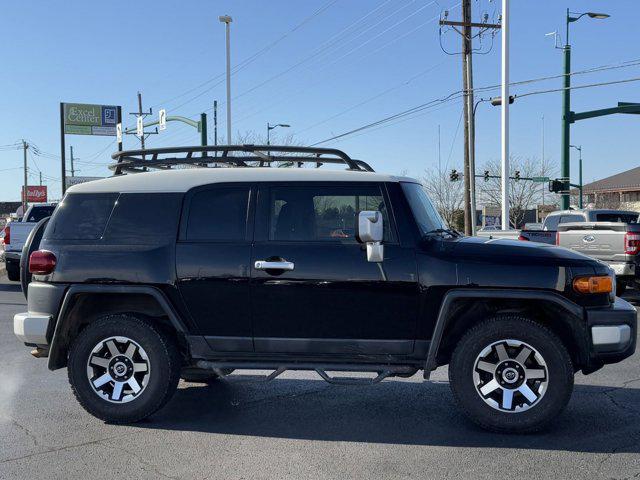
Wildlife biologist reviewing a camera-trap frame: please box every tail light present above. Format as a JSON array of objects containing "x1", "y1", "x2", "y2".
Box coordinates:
[
  {"x1": 555, "y1": 232, "x2": 560, "y2": 245},
  {"x1": 624, "y1": 232, "x2": 640, "y2": 255},
  {"x1": 29, "y1": 250, "x2": 57, "y2": 275},
  {"x1": 3, "y1": 225, "x2": 9, "y2": 245},
  {"x1": 518, "y1": 235, "x2": 529, "y2": 241}
]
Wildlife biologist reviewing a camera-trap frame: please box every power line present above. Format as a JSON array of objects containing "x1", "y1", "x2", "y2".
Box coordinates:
[{"x1": 311, "y1": 74, "x2": 640, "y2": 146}]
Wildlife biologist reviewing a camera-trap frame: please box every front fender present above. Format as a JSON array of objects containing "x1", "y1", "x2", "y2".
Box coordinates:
[{"x1": 423, "y1": 288, "x2": 587, "y2": 378}]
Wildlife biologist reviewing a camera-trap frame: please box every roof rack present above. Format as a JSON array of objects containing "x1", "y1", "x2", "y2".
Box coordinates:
[{"x1": 110, "y1": 145, "x2": 374, "y2": 175}]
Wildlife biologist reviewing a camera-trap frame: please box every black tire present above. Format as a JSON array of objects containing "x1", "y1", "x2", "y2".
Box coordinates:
[
  {"x1": 616, "y1": 280, "x2": 627, "y2": 296},
  {"x1": 449, "y1": 315, "x2": 574, "y2": 433},
  {"x1": 68, "y1": 314, "x2": 181, "y2": 423},
  {"x1": 6, "y1": 260, "x2": 20, "y2": 281},
  {"x1": 20, "y1": 217, "x2": 50, "y2": 299}
]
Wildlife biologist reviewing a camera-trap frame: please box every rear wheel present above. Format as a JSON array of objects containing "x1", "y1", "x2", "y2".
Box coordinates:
[
  {"x1": 449, "y1": 315, "x2": 574, "y2": 433},
  {"x1": 68, "y1": 314, "x2": 181, "y2": 423},
  {"x1": 6, "y1": 260, "x2": 20, "y2": 281}
]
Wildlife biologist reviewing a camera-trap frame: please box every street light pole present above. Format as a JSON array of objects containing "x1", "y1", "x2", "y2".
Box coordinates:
[
  {"x1": 560, "y1": 9, "x2": 609, "y2": 209},
  {"x1": 219, "y1": 15, "x2": 233, "y2": 145},
  {"x1": 500, "y1": 0, "x2": 510, "y2": 230},
  {"x1": 266, "y1": 122, "x2": 290, "y2": 165},
  {"x1": 570, "y1": 144, "x2": 583, "y2": 208}
]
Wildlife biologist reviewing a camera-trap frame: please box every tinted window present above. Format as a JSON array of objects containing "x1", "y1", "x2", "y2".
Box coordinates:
[
  {"x1": 401, "y1": 182, "x2": 445, "y2": 234},
  {"x1": 185, "y1": 187, "x2": 249, "y2": 241},
  {"x1": 559, "y1": 214, "x2": 584, "y2": 224},
  {"x1": 596, "y1": 213, "x2": 639, "y2": 223},
  {"x1": 26, "y1": 206, "x2": 56, "y2": 223},
  {"x1": 104, "y1": 193, "x2": 183, "y2": 244},
  {"x1": 543, "y1": 215, "x2": 560, "y2": 231},
  {"x1": 44, "y1": 193, "x2": 117, "y2": 240},
  {"x1": 269, "y1": 185, "x2": 395, "y2": 242}
]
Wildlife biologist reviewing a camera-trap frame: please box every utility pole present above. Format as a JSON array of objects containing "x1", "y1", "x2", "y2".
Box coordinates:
[
  {"x1": 127, "y1": 92, "x2": 156, "y2": 161},
  {"x1": 219, "y1": 15, "x2": 233, "y2": 144},
  {"x1": 39, "y1": 172, "x2": 42, "y2": 186},
  {"x1": 213, "y1": 100, "x2": 218, "y2": 147},
  {"x1": 70, "y1": 145, "x2": 75, "y2": 177},
  {"x1": 22, "y1": 140, "x2": 28, "y2": 213},
  {"x1": 138, "y1": 92, "x2": 146, "y2": 151},
  {"x1": 541, "y1": 115, "x2": 545, "y2": 206},
  {"x1": 440, "y1": 3, "x2": 501, "y2": 235}
]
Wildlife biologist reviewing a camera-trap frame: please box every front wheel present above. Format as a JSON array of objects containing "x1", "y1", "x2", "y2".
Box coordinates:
[
  {"x1": 68, "y1": 314, "x2": 181, "y2": 423},
  {"x1": 449, "y1": 315, "x2": 574, "y2": 433}
]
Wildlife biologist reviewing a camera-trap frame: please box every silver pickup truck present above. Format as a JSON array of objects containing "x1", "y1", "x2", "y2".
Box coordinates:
[
  {"x1": 519, "y1": 209, "x2": 639, "y2": 244},
  {"x1": 2, "y1": 203, "x2": 56, "y2": 281},
  {"x1": 557, "y1": 221, "x2": 640, "y2": 294}
]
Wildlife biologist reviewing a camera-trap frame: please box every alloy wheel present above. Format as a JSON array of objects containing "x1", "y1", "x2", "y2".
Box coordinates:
[
  {"x1": 472, "y1": 339, "x2": 548, "y2": 412},
  {"x1": 86, "y1": 336, "x2": 151, "y2": 403}
]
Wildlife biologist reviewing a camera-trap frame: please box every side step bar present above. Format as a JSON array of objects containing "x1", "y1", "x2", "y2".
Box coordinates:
[{"x1": 195, "y1": 360, "x2": 418, "y2": 386}]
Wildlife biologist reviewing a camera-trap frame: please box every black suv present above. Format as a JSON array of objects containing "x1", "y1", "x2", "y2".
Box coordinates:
[{"x1": 13, "y1": 146, "x2": 637, "y2": 433}]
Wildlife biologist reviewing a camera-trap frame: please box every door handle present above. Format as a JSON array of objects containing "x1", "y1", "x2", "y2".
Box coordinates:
[{"x1": 254, "y1": 260, "x2": 295, "y2": 271}]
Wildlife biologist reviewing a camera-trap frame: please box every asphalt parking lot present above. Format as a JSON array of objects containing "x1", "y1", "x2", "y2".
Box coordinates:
[{"x1": 0, "y1": 276, "x2": 639, "y2": 479}]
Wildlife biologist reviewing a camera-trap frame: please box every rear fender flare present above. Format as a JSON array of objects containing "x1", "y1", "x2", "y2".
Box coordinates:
[
  {"x1": 48, "y1": 285, "x2": 187, "y2": 370},
  {"x1": 424, "y1": 288, "x2": 586, "y2": 378}
]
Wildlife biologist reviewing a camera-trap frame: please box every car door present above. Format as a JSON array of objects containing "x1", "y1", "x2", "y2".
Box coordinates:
[
  {"x1": 176, "y1": 183, "x2": 254, "y2": 352},
  {"x1": 250, "y1": 182, "x2": 419, "y2": 355}
]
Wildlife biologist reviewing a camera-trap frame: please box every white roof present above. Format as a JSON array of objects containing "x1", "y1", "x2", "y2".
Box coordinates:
[{"x1": 67, "y1": 168, "x2": 418, "y2": 194}]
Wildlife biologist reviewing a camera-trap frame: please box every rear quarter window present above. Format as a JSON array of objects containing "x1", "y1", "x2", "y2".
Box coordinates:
[
  {"x1": 103, "y1": 193, "x2": 183, "y2": 244},
  {"x1": 44, "y1": 193, "x2": 117, "y2": 240}
]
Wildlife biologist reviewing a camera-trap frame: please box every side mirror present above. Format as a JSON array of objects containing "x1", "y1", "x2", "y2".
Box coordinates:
[{"x1": 356, "y1": 211, "x2": 384, "y2": 262}]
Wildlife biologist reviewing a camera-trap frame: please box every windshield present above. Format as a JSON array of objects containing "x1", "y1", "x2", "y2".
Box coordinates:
[{"x1": 401, "y1": 182, "x2": 446, "y2": 235}]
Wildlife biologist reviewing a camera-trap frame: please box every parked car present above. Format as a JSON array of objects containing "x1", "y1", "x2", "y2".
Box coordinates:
[
  {"x1": 13, "y1": 145, "x2": 637, "y2": 433},
  {"x1": 3, "y1": 203, "x2": 56, "y2": 281},
  {"x1": 557, "y1": 221, "x2": 640, "y2": 294},
  {"x1": 519, "y1": 209, "x2": 639, "y2": 244}
]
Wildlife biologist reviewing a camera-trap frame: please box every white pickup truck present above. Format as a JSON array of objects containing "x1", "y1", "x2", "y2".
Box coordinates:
[
  {"x1": 557, "y1": 221, "x2": 640, "y2": 294},
  {"x1": 2, "y1": 204, "x2": 56, "y2": 281}
]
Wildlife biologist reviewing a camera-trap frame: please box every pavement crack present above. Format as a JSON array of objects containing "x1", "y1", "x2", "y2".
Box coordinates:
[
  {"x1": 101, "y1": 444, "x2": 180, "y2": 480},
  {"x1": 2, "y1": 417, "x2": 41, "y2": 448}
]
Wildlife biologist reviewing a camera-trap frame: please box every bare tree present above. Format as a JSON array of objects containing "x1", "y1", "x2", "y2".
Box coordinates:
[
  {"x1": 478, "y1": 156, "x2": 559, "y2": 227},
  {"x1": 422, "y1": 167, "x2": 464, "y2": 228}
]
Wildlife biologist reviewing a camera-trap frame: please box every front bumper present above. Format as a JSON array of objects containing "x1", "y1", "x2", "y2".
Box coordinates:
[{"x1": 586, "y1": 296, "x2": 637, "y2": 366}]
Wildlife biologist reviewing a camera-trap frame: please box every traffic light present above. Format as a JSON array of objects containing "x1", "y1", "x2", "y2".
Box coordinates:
[
  {"x1": 548, "y1": 179, "x2": 568, "y2": 193},
  {"x1": 450, "y1": 169, "x2": 460, "y2": 182},
  {"x1": 484, "y1": 170, "x2": 490, "y2": 182},
  {"x1": 514, "y1": 170, "x2": 521, "y2": 181}
]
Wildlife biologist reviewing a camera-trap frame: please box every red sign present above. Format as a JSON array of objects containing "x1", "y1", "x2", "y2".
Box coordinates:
[{"x1": 22, "y1": 185, "x2": 48, "y2": 203}]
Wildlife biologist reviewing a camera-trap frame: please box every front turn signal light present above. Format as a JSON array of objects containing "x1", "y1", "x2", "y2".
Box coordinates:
[{"x1": 573, "y1": 275, "x2": 613, "y2": 294}]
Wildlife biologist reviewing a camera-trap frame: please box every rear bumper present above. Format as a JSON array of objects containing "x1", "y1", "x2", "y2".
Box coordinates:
[
  {"x1": 585, "y1": 297, "x2": 637, "y2": 367},
  {"x1": 13, "y1": 281, "x2": 66, "y2": 348},
  {"x1": 14, "y1": 312, "x2": 51, "y2": 345},
  {"x1": 607, "y1": 262, "x2": 635, "y2": 278},
  {"x1": 4, "y1": 251, "x2": 20, "y2": 263}
]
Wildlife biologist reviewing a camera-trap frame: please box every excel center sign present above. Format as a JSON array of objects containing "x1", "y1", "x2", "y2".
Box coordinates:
[{"x1": 63, "y1": 103, "x2": 119, "y2": 136}]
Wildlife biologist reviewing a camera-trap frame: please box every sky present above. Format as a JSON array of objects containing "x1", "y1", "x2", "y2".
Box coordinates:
[{"x1": 0, "y1": 0, "x2": 638, "y2": 201}]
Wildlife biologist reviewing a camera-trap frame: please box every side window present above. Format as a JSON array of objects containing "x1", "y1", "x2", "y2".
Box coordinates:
[
  {"x1": 44, "y1": 193, "x2": 117, "y2": 240},
  {"x1": 184, "y1": 186, "x2": 249, "y2": 241},
  {"x1": 268, "y1": 185, "x2": 395, "y2": 243},
  {"x1": 543, "y1": 215, "x2": 559, "y2": 231},
  {"x1": 104, "y1": 193, "x2": 183, "y2": 244}
]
